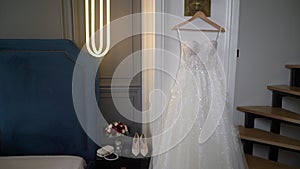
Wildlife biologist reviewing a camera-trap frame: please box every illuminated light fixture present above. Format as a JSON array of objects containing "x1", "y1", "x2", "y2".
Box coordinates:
[{"x1": 85, "y1": 0, "x2": 110, "y2": 57}]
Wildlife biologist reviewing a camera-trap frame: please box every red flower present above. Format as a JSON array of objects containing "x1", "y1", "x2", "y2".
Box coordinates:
[{"x1": 105, "y1": 122, "x2": 129, "y2": 137}]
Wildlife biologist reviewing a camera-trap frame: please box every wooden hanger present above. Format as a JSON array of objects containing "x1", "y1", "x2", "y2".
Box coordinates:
[{"x1": 172, "y1": 11, "x2": 225, "y2": 32}]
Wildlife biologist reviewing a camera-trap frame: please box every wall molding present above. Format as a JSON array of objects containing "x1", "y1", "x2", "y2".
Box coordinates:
[{"x1": 99, "y1": 87, "x2": 142, "y2": 134}]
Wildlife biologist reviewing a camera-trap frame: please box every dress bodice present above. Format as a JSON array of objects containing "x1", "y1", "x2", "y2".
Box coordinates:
[
  {"x1": 180, "y1": 40, "x2": 218, "y2": 72},
  {"x1": 178, "y1": 39, "x2": 227, "y2": 145}
]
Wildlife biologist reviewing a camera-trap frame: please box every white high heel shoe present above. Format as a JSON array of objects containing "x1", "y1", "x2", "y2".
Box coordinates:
[
  {"x1": 140, "y1": 134, "x2": 148, "y2": 157},
  {"x1": 132, "y1": 133, "x2": 140, "y2": 156}
]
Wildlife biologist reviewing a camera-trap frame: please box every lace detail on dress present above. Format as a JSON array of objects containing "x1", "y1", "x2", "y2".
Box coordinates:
[{"x1": 181, "y1": 40, "x2": 218, "y2": 73}]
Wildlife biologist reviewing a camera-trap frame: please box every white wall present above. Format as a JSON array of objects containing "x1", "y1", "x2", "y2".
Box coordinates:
[
  {"x1": 0, "y1": 0, "x2": 63, "y2": 39},
  {"x1": 235, "y1": 0, "x2": 300, "y2": 166}
]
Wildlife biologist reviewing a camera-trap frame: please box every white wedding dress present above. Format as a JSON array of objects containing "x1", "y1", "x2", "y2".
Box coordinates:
[{"x1": 151, "y1": 30, "x2": 248, "y2": 169}]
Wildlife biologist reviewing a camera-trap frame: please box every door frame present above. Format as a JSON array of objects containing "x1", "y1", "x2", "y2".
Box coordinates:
[
  {"x1": 141, "y1": 0, "x2": 156, "y2": 136},
  {"x1": 223, "y1": 0, "x2": 240, "y2": 122}
]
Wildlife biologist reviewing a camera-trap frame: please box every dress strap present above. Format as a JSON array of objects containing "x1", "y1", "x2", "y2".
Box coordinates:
[
  {"x1": 176, "y1": 27, "x2": 184, "y2": 61},
  {"x1": 175, "y1": 27, "x2": 185, "y2": 78},
  {"x1": 215, "y1": 27, "x2": 222, "y2": 42},
  {"x1": 176, "y1": 27, "x2": 183, "y2": 45}
]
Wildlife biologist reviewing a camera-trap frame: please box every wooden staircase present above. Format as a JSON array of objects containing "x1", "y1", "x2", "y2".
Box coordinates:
[
  {"x1": 245, "y1": 154, "x2": 299, "y2": 169},
  {"x1": 238, "y1": 64, "x2": 300, "y2": 169}
]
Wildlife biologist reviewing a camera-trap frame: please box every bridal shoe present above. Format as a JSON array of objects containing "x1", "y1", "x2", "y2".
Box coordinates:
[
  {"x1": 140, "y1": 134, "x2": 148, "y2": 156},
  {"x1": 132, "y1": 133, "x2": 140, "y2": 156}
]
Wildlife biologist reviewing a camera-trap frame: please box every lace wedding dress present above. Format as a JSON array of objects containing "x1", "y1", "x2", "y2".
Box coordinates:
[{"x1": 151, "y1": 31, "x2": 248, "y2": 169}]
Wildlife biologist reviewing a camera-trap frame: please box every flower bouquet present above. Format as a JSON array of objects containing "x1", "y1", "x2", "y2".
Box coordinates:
[
  {"x1": 105, "y1": 122, "x2": 129, "y2": 138},
  {"x1": 105, "y1": 122, "x2": 129, "y2": 154}
]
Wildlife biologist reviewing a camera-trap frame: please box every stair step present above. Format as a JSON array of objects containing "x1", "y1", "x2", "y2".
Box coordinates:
[
  {"x1": 286, "y1": 64, "x2": 300, "y2": 69},
  {"x1": 237, "y1": 106, "x2": 300, "y2": 125},
  {"x1": 267, "y1": 85, "x2": 300, "y2": 97},
  {"x1": 245, "y1": 154, "x2": 298, "y2": 169},
  {"x1": 239, "y1": 126, "x2": 300, "y2": 151}
]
